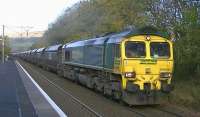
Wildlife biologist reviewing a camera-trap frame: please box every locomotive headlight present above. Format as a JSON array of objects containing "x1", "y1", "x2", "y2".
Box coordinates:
[
  {"x1": 125, "y1": 72, "x2": 136, "y2": 78},
  {"x1": 160, "y1": 72, "x2": 171, "y2": 78}
]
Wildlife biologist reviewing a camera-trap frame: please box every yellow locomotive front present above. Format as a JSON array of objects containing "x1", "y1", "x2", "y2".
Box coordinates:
[{"x1": 120, "y1": 35, "x2": 173, "y2": 105}]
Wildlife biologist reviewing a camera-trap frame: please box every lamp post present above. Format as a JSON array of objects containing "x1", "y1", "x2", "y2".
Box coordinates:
[
  {"x1": 0, "y1": 38, "x2": 4, "y2": 63},
  {"x1": 1, "y1": 25, "x2": 4, "y2": 63}
]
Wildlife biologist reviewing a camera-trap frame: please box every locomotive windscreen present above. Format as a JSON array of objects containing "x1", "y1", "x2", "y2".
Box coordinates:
[
  {"x1": 125, "y1": 41, "x2": 146, "y2": 58},
  {"x1": 150, "y1": 42, "x2": 170, "y2": 58}
]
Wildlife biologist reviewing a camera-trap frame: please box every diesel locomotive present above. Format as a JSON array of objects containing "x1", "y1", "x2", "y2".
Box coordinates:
[{"x1": 16, "y1": 28, "x2": 174, "y2": 105}]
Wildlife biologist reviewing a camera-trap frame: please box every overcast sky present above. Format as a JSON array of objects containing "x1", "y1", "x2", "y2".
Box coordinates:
[{"x1": 0, "y1": 0, "x2": 80, "y2": 33}]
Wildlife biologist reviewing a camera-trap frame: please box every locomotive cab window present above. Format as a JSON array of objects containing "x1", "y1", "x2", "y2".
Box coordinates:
[
  {"x1": 150, "y1": 42, "x2": 170, "y2": 58},
  {"x1": 125, "y1": 41, "x2": 146, "y2": 58}
]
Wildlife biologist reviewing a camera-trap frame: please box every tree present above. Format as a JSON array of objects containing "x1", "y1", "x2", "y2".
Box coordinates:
[{"x1": 42, "y1": 0, "x2": 148, "y2": 45}]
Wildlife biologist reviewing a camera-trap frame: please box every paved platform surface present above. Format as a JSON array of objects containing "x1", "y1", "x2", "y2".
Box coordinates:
[
  {"x1": 0, "y1": 60, "x2": 65, "y2": 117},
  {"x1": 0, "y1": 60, "x2": 37, "y2": 117}
]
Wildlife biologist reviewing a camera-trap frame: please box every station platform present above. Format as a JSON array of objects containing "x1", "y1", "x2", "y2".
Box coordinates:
[{"x1": 0, "y1": 60, "x2": 66, "y2": 117}]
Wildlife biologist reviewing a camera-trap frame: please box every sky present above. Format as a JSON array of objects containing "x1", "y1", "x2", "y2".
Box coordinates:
[{"x1": 0, "y1": 0, "x2": 80, "y2": 35}]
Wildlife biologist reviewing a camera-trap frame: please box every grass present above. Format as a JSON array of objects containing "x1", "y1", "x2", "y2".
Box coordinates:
[{"x1": 170, "y1": 76, "x2": 200, "y2": 112}]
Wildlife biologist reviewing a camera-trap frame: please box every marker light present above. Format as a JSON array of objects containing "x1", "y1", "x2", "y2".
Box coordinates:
[{"x1": 146, "y1": 36, "x2": 151, "y2": 41}]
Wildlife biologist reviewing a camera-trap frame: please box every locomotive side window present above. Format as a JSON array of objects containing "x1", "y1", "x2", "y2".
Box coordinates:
[
  {"x1": 125, "y1": 41, "x2": 145, "y2": 58},
  {"x1": 150, "y1": 42, "x2": 170, "y2": 58}
]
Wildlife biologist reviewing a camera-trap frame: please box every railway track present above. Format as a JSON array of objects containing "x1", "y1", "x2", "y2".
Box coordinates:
[
  {"x1": 19, "y1": 61, "x2": 103, "y2": 117},
  {"x1": 19, "y1": 60, "x2": 187, "y2": 117},
  {"x1": 32, "y1": 67, "x2": 103, "y2": 117},
  {"x1": 153, "y1": 108, "x2": 183, "y2": 117},
  {"x1": 127, "y1": 106, "x2": 184, "y2": 117}
]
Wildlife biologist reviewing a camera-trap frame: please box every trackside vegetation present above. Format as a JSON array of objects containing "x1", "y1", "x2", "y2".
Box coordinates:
[
  {"x1": 0, "y1": 36, "x2": 11, "y2": 59},
  {"x1": 32, "y1": 0, "x2": 200, "y2": 111}
]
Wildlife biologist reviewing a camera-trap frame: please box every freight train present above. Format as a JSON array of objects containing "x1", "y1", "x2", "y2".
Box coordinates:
[{"x1": 15, "y1": 28, "x2": 174, "y2": 105}]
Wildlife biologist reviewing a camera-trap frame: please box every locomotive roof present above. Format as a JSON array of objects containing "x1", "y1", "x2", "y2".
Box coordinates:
[
  {"x1": 107, "y1": 30, "x2": 132, "y2": 43},
  {"x1": 63, "y1": 27, "x2": 170, "y2": 48},
  {"x1": 64, "y1": 30, "x2": 133, "y2": 48},
  {"x1": 36, "y1": 47, "x2": 45, "y2": 52},
  {"x1": 25, "y1": 50, "x2": 31, "y2": 53},
  {"x1": 30, "y1": 49, "x2": 38, "y2": 54},
  {"x1": 45, "y1": 44, "x2": 62, "y2": 52}
]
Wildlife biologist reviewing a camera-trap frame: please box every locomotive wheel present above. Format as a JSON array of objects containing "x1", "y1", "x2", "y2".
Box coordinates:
[
  {"x1": 46, "y1": 67, "x2": 49, "y2": 71},
  {"x1": 113, "y1": 91, "x2": 121, "y2": 101},
  {"x1": 93, "y1": 84, "x2": 98, "y2": 92},
  {"x1": 57, "y1": 70, "x2": 63, "y2": 77},
  {"x1": 103, "y1": 87, "x2": 107, "y2": 96},
  {"x1": 42, "y1": 65, "x2": 45, "y2": 70}
]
